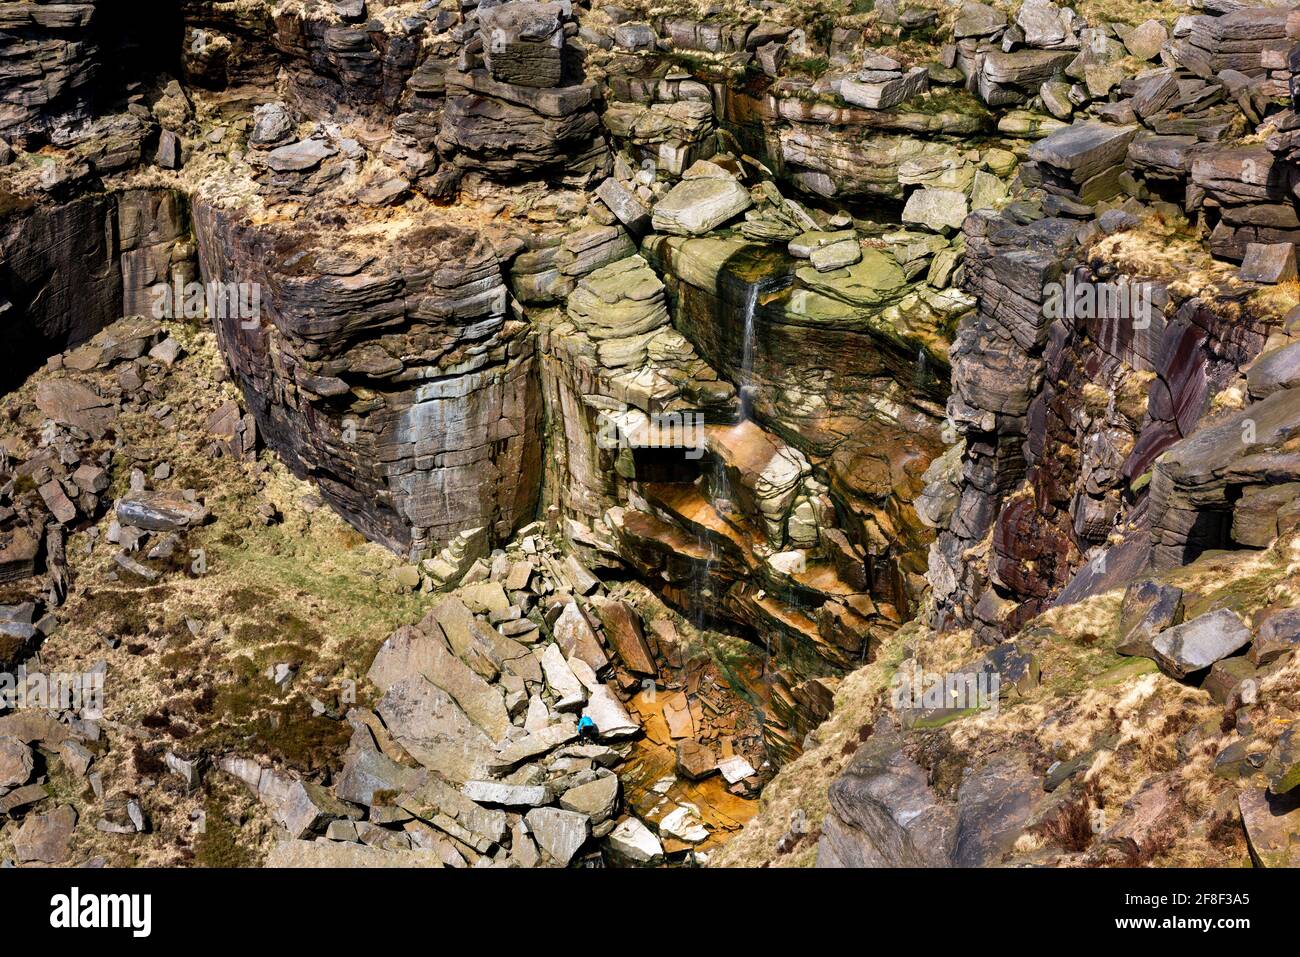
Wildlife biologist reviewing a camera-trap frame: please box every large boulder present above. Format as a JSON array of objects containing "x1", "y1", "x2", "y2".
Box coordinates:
[
  {"x1": 1116, "y1": 581, "x2": 1184, "y2": 657},
  {"x1": 841, "y1": 67, "x2": 929, "y2": 110},
  {"x1": 115, "y1": 491, "x2": 209, "y2": 532},
  {"x1": 589, "y1": 597, "x2": 656, "y2": 675},
  {"x1": 652, "y1": 176, "x2": 752, "y2": 236},
  {"x1": 902, "y1": 188, "x2": 969, "y2": 233},
  {"x1": 1016, "y1": 0, "x2": 1077, "y2": 49},
  {"x1": 606, "y1": 816, "x2": 664, "y2": 864},
  {"x1": 370, "y1": 623, "x2": 511, "y2": 742},
  {"x1": 12, "y1": 804, "x2": 77, "y2": 864},
  {"x1": 34, "y1": 380, "x2": 117, "y2": 438},
  {"x1": 375, "y1": 676, "x2": 497, "y2": 782},
  {"x1": 954, "y1": 2, "x2": 1007, "y2": 39},
  {"x1": 0, "y1": 735, "x2": 34, "y2": 788},
  {"x1": 817, "y1": 732, "x2": 955, "y2": 867},
  {"x1": 1151, "y1": 609, "x2": 1252, "y2": 680},
  {"x1": 479, "y1": 2, "x2": 566, "y2": 89},
  {"x1": 952, "y1": 755, "x2": 1040, "y2": 866},
  {"x1": 525, "y1": 807, "x2": 591, "y2": 864},
  {"x1": 1240, "y1": 788, "x2": 1300, "y2": 867},
  {"x1": 558, "y1": 773, "x2": 620, "y2": 823},
  {"x1": 581, "y1": 684, "x2": 640, "y2": 738},
  {"x1": 265, "y1": 138, "x2": 337, "y2": 172}
]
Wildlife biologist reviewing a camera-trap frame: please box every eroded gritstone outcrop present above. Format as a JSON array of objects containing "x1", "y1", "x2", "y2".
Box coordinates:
[{"x1": 194, "y1": 200, "x2": 542, "y2": 558}]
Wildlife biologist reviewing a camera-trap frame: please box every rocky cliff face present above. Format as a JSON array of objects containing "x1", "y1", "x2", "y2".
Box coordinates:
[
  {"x1": 4, "y1": 0, "x2": 1300, "y2": 869},
  {"x1": 192, "y1": 200, "x2": 541, "y2": 556},
  {"x1": 1, "y1": 189, "x2": 193, "y2": 390}
]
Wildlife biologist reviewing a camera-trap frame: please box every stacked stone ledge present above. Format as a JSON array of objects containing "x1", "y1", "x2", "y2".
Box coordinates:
[{"x1": 193, "y1": 201, "x2": 541, "y2": 561}]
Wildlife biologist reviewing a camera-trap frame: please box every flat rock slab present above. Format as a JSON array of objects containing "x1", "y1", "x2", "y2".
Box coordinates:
[
  {"x1": 1152, "y1": 608, "x2": 1252, "y2": 680},
  {"x1": 13, "y1": 804, "x2": 77, "y2": 864},
  {"x1": 491, "y1": 720, "x2": 578, "y2": 769},
  {"x1": 376, "y1": 675, "x2": 496, "y2": 783},
  {"x1": 795, "y1": 246, "x2": 908, "y2": 311},
  {"x1": 1017, "y1": 0, "x2": 1077, "y2": 48},
  {"x1": 0, "y1": 711, "x2": 76, "y2": 747},
  {"x1": 902, "y1": 187, "x2": 968, "y2": 233},
  {"x1": 1028, "y1": 122, "x2": 1138, "y2": 181},
  {"x1": 717, "y1": 754, "x2": 756, "y2": 784},
  {"x1": 954, "y1": 1, "x2": 1007, "y2": 38},
  {"x1": 426, "y1": 597, "x2": 500, "y2": 680},
  {"x1": 789, "y1": 229, "x2": 855, "y2": 258},
  {"x1": 369, "y1": 623, "x2": 511, "y2": 742},
  {"x1": 559, "y1": 773, "x2": 620, "y2": 823},
  {"x1": 582, "y1": 684, "x2": 640, "y2": 738},
  {"x1": 1240, "y1": 787, "x2": 1300, "y2": 867},
  {"x1": 267, "y1": 840, "x2": 443, "y2": 867},
  {"x1": 652, "y1": 177, "x2": 752, "y2": 236},
  {"x1": 606, "y1": 815, "x2": 664, "y2": 864},
  {"x1": 1247, "y1": 341, "x2": 1300, "y2": 399},
  {"x1": 397, "y1": 777, "x2": 508, "y2": 851},
  {"x1": 810, "y1": 238, "x2": 863, "y2": 272},
  {"x1": 659, "y1": 804, "x2": 709, "y2": 843},
  {"x1": 1116, "y1": 580, "x2": 1184, "y2": 657},
  {"x1": 335, "y1": 744, "x2": 426, "y2": 806},
  {"x1": 841, "y1": 67, "x2": 928, "y2": 110},
  {"x1": 116, "y1": 491, "x2": 209, "y2": 531},
  {"x1": 982, "y1": 48, "x2": 1074, "y2": 87},
  {"x1": 266, "y1": 138, "x2": 337, "y2": 172},
  {"x1": 256, "y1": 771, "x2": 359, "y2": 839},
  {"x1": 540, "y1": 641, "x2": 587, "y2": 710},
  {"x1": 550, "y1": 600, "x2": 608, "y2": 672},
  {"x1": 35, "y1": 380, "x2": 117, "y2": 438},
  {"x1": 460, "y1": 580, "x2": 510, "y2": 616},
  {"x1": 39, "y1": 480, "x2": 76, "y2": 524},
  {"x1": 1240, "y1": 242, "x2": 1298, "y2": 284},
  {"x1": 589, "y1": 597, "x2": 656, "y2": 675},
  {"x1": 660, "y1": 691, "x2": 695, "y2": 739},
  {"x1": 1125, "y1": 19, "x2": 1168, "y2": 61},
  {"x1": 462, "y1": 780, "x2": 551, "y2": 807}
]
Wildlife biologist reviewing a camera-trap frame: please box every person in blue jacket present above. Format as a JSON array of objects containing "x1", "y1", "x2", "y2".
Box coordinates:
[{"x1": 577, "y1": 715, "x2": 598, "y2": 741}]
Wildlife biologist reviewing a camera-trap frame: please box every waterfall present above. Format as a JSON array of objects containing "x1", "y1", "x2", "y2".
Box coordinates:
[
  {"x1": 689, "y1": 455, "x2": 733, "y2": 628},
  {"x1": 737, "y1": 281, "x2": 760, "y2": 423}
]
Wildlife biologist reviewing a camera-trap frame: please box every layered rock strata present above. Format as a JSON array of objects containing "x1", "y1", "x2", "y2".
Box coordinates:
[{"x1": 194, "y1": 201, "x2": 541, "y2": 558}]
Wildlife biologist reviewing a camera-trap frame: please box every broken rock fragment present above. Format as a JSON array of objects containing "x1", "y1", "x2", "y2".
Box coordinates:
[
  {"x1": 115, "y1": 491, "x2": 209, "y2": 531},
  {"x1": 525, "y1": 806, "x2": 590, "y2": 865}
]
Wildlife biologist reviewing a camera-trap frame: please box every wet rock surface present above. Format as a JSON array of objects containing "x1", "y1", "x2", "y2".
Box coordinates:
[{"x1": 4, "y1": 0, "x2": 1300, "y2": 873}]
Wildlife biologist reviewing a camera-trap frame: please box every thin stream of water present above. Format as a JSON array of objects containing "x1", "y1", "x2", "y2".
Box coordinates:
[{"x1": 737, "y1": 281, "x2": 760, "y2": 423}]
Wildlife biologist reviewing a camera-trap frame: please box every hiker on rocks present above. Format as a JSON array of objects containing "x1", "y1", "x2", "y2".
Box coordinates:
[{"x1": 578, "y1": 715, "x2": 598, "y2": 742}]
